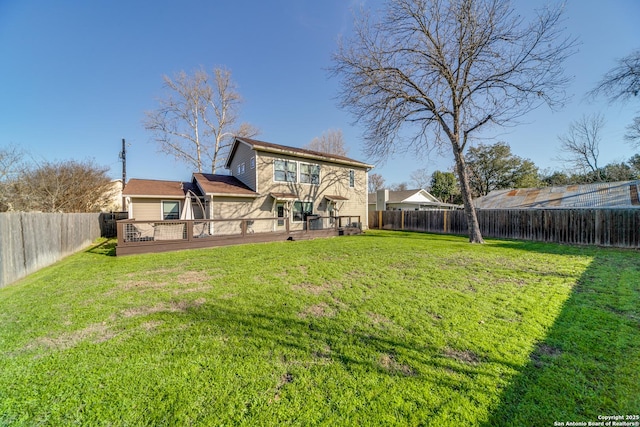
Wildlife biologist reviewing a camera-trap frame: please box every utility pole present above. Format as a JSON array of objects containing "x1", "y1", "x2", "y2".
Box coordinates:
[
  {"x1": 119, "y1": 138, "x2": 127, "y2": 185},
  {"x1": 119, "y1": 138, "x2": 127, "y2": 212}
]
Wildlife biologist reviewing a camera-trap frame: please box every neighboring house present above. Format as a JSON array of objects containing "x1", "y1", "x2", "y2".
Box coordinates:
[
  {"x1": 368, "y1": 188, "x2": 460, "y2": 212},
  {"x1": 104, "y1": 179, "x2": 124, "y2": 212},
  {"x1": 123, "y1": 137, "x2": 373, "y2": 230},
  {"x1": 474, "y1": 180, "x2": 640, "y2": 209}
]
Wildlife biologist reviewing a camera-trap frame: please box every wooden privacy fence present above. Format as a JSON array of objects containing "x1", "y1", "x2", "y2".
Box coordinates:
[
  {"x1": 369, "y1": 209, "x2": 640, "y2": 248},
  {"x1": 0, "y1": 212, "x2": 102, "y2": 288}
]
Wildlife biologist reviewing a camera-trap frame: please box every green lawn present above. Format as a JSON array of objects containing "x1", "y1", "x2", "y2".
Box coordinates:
[{"x1": 0, "y1": 230, "x2": 638, "y2": 426}]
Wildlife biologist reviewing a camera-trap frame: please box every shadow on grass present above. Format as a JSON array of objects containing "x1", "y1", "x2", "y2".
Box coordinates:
[
  {"x1": 482, "y1": 246, "x2": 640, "y2": 426},
  {"x1": 175, "y1": 297, "x2": 526, "y2": 407},
  {"x1": 85, "y1": 239, "x2": 117, "y2": 257}
]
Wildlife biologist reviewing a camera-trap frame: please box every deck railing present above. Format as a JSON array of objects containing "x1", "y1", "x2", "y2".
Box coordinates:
[{"x1": 116, "y1": 216, "x2": 361, "y2": 256}]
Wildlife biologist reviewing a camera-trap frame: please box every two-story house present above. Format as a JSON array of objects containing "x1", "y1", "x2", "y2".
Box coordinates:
[{"x1": 123, "y1": 137, "x2": 373, "y2": 230}]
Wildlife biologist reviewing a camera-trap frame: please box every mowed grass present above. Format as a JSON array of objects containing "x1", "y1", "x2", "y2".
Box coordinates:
[{"x1": 0, "y1": 230, "x2": 638, "y2": 426}]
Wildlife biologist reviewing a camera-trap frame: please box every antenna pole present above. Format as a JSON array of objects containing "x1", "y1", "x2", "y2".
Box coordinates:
[{"x1": 120, "y1": 138, "x2": 127, "y2": 185}]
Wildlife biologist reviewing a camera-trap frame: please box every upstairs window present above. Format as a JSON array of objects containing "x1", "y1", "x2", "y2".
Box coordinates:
[
  {"x1": 300, "y1": 163, "x2": 320, "y2": 185},
  {"x1": 237, "y1": 162, "x2": 245, "y2": 175},
  {"x1": 274, "y1": 159, "x2": 297, "y2": 182},
  {"x1": 349, "y1": 169, "x2": 355, "y2": 188}
]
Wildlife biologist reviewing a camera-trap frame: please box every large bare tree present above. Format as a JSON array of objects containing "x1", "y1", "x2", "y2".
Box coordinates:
[
  {"x1": 589, "y1": 49, "x2": 640, "y2": 147},
  {"x1": 332, "y1": 0, "x2": 577, "y2": 242},
  {"x1": 557, "y1": 113, "x2": 605, "y2": 180},
  {"x1": 144, "y1": 67, "x2": 259, "y2": 173},
  {"x1": 305, "y1": 129, "x2": 349, "y2": 156}
]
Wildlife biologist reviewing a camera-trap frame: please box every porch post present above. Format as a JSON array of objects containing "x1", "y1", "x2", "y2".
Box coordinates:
[
  {"x1": 116, "y1": 220, "x2": 125, "y2": 246},
  {"x1": 186, "y1": 221, "x2": 193, "y2": 242}
]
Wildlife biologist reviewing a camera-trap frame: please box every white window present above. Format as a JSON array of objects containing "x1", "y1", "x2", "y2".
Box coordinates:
[
  {"x1": 300, "y1": 163, "x2": 320, "y2": 185},
  {"x1": 349, "y1": 169, "x2": 355, "y2": 188},
  {"x1": 162, "y1": 201, "x2": 180, "y2": 220},
  {"x1": 237, "y1": 162, "x2": 245, "y2": 175},
  {"x1": 250, "y1": 157, "x2": 255, "y2": 169},
  {"x1": 274, "y1": 159, "x2": 297, "y2": 182}
]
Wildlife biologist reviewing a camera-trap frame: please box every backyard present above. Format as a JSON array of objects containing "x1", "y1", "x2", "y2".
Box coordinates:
[{"x1": 0, "y1": 230, "x2": 638, "y2": 426}]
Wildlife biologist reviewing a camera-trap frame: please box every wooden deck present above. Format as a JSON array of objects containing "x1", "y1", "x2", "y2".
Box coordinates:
[{"x1": 115, "y1": 216, "x2": 361, "y2": 256}]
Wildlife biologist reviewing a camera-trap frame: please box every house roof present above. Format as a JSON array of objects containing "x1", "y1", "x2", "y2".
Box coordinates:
[
  {"x1": 123, "y1": 178, "x2": 195, "y2": 198},
  {"x1": 193, "y1": 173, "x2": 258, "y2": 197},
  {"x1": 368, "y1": 189, "x2": 439, "y2": 204},
  {"x1": 368, "y1": 188, "x2": 461, "y2": 209},
  {"x1": 227, "y1": 137, "x2": 374, "y2": 170},
  {"x1": 474, "y1": 180, "x2": 640, "y2": 209}
]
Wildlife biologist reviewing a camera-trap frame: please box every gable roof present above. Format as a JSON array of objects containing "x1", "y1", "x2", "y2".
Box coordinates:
[
  {"x1": 474, "y1": 180, "x2": 640, "y2": 209},
  {"x1": 226, "y1": 137, "x2": 374, "y2": 170},
  {"x1": 367, "y1": 189, "x2": 440, "y2": 204},
  {"x1": 193, "y1": 173, "x2": 258, "y2": 197},
  {"x1": 123, "y1": 178, "x2": 196, "y2": 198}
]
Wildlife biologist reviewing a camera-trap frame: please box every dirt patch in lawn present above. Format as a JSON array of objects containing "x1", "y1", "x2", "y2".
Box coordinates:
[
  {"x1": 292, "y1": 281, "x2": 340, "y2": 295},
  {"x1": 121, "y1": 298, "x2": 206, "y2": 318},
  {"x1": 175, "y1": 270, "x2": 210, "y2": 285},
  {"x1": 379, "y1": 353, "x2": 416, "y2": 376},
  {"x1": 298, "y1": 302, "x2": 337, "y2": 318},
  {"x1": 24, "y1": 322, "x2": 116, "y2": 354},
  {"x1": 531, "y1": 343, "x2": 563, "y2": 368},
  {"x1": 115, "y1": 269, "x2": 211, "y2": 293},
  {"x1": 443, "y1": 347, "x2": 482, "y2": 365}
]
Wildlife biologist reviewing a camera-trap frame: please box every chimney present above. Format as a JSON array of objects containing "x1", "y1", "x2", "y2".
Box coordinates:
[{"x1": 376, "y1": 189, "x2": 389, "y2": 211}]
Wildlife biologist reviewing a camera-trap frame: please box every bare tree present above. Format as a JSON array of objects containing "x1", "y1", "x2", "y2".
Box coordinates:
[
  {"x1": 557, "y1": 113, "x2": 605, "y2": 180},
  {"x1": 0, "y1": 145, "x2": 27, "y2": 211},
  {"x1": 332, "y1": 0, "x2": 577, "y2": 243},
  {"x1": 589, "y1": 49, "x2": 640, "y2": 147},
  {"x1": 368, "y1": 173, "x2": 386, "y2": 193},
  {"x1": 144, "y1": 67, "x2": 259, "y2": 173},
  {"x1": 305, "y1": 129, "x2": 348, "y2": 156},
  {"x1": 13, "y1": 160, "x2": 116, "y2": 213},
  {"x1": 390, "y1": 182, "x2": 409, "y2": 191},
  {"x1": 589, "y1": 49, "x2": 640, "y2": 104},
  {"x1": 409, "y1": 168, "x2": 431, "y2": 189},
  {"x1": 624, "y1": 116, "x2": 640, "y2": 148}
]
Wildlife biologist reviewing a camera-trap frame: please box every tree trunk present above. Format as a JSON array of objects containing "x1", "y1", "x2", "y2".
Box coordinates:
[{"x1": 453, "y1": 146, "x2": 484, "y2": 243}]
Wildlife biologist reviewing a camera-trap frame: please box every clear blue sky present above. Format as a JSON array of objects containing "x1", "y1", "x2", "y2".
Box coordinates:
[{"x1": 1, "y1": 0, "x2": 638, "y2": 187}]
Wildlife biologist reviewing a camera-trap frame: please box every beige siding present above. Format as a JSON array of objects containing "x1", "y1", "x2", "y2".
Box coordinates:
[
  {"x1": 209, "y1": 147, "x2": 369, "y2": 228},
  {"x1": 228, "y1": 141, "x2": 257, "y2": 190},
  {"x1": 255, "y1": 151, "x2": 368, "y2": 227},
  {"x1": 211, "y1": 196, "x2": 277, "y2": 233},
  {"x1": 129, "y1": 198, "x2": 182, "y2": 221}
]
